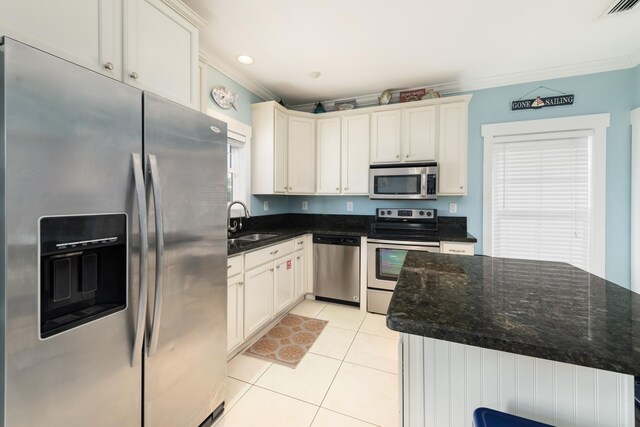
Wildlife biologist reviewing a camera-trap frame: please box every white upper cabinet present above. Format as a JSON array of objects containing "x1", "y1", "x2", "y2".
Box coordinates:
[
  {"x1": 252, "y1": 95, "x2": 471, "y2": 197},
  {"x1": 342, "y1": 114, "x2": 370, "y2": 194},
  {"x1": 287, "y1": 116, "x2": 316, "y2": 194},
  {"x1": 316, "y1": 117, "x2": 342, "y2": 194},
  {"x1": 274, "y1": 109, "x2": 288, "y2": 193},
  {"x1": 0, "y1": 0, "x2": 123, "y2": 79},
  {"x1": 370, "y1": 110, "x2": 402, "y2": 163},
  {"x1": 252, "y1": 104, "x2": 315, "y2": 195},
  {"x1": 438, "y1": 101, "x2": 468, "y2": 195},
  {"x1": 252, "y1": 103, "x2": 288, "y2": 194},
  {"x1": 316, "y1": 114, "x2": 370, "y2": 195},
  {"x1": 125, "y1": 0, "x2": 200, "y2": 108},
  {"x1": 403, "y1": 105, "x2": 436, "y2": 162},
  {"x1": 0, "y1": 0, "x2": 203, "y2": 109}
]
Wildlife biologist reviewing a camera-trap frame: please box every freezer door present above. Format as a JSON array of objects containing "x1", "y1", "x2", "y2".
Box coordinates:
[
  {"x1": 1, "y1": 38, "x2": 143, "y2": 426},
  {"x1": 143, "y1": 92, "x2": 227, "y2": 427}
]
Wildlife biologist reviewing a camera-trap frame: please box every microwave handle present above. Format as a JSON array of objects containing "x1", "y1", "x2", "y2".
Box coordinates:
[{"x1": 421, "y1": 173, "x2": 427, "y2": 196}]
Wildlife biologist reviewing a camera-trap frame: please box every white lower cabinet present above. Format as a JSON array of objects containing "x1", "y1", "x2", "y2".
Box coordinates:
[
  {"x1": 230, "y1": 235, "x2": 312, "y2": 354},
  {"x1": 294, "y1": 249, "x2": 306, "y2": 298},
  {"x1": 440, "y1": 241, "x2": 474, "y2": 255},
  {"x1": 243, "y1": 263, "x2": 273, "y2": 338},
  {"x1": 227, "y1": 273, "x2": 244, "y2": 352},
  {"x1": 273, "y1": 254, "x2": 295, "y2": 313}
]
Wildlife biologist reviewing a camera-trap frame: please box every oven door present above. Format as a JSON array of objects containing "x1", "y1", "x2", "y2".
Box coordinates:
[{"x1": 367, "y1": 239, "x2": 440, "y2": 291}]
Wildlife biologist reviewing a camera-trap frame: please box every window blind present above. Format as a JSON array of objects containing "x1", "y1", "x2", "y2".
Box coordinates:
[{"x1": 492, "y1": 136, "x2": 590, "y2": 270}]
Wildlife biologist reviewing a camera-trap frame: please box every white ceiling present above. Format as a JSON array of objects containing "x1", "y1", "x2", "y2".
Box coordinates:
[{"x1": 184, "y1": 0, "x2": 640, "y2": 106}]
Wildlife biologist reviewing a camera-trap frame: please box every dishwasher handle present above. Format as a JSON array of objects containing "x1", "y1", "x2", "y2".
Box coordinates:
[{"x1": 313, "y1": 234, "x2": 360, "y2": 246}]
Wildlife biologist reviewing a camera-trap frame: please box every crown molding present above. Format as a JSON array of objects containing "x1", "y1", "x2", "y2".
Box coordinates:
[
  {"x1": 160, "y1": 0, "x2": 207, "y2": 28},
  {"x1": 199, "y1": 43, "x2": 278, "y2": 102},
  {"x1": 289, "y1": 54, "x2": 638, "y2": 112}
]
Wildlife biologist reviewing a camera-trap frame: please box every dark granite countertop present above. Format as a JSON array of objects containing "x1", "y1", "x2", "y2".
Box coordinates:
[
  {"x1": 227, "y1": 227, "x2": 366, "y2": 255},
  {"x1": 387, "y1": 252, "x2": 640, "y2": 375},
  {"x1": 227, "y1": 213, "x2": 477, "y2": 255}
]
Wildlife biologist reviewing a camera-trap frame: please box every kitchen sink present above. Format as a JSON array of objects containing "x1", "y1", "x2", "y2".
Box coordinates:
[
  {"x1": 235, "y1": 233, "x2": 279, "y2": 241},
  {"x1": 228, "y1": 233, "x2": 280, "y2": 246}
]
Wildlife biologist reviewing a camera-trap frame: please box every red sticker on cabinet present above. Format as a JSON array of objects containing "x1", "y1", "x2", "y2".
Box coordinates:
[{"x1": 287, "y1": 260, "x2": 292, "y2": 270}]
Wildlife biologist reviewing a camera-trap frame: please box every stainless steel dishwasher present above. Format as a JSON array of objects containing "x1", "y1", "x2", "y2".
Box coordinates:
[{"x1": 313, "y1": 234, "x2": 361, "y2": 306}]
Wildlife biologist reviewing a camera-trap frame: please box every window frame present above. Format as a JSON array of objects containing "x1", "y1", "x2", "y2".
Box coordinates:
[
  {"x1": 482, "y1": 114, "x2": 610, "y2": 277},
  {"x1": 206, "y1": 109, "x2": 253, "y2": 218}
]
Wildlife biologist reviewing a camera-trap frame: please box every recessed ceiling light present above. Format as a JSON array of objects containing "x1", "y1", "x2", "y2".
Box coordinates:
[
  {"x1": 309, "y1": 71, "x2": 321, "y2": 79},
  {"x1": 236, "y1": 55, "x2": 254, "y2": 65}
]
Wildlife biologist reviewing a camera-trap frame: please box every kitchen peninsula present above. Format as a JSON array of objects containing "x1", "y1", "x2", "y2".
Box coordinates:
[{"x1": 388, "y1": 252, "x2": 638, "y2": 427}]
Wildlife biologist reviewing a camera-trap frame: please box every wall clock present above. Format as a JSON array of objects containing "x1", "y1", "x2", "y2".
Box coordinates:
[{"x1": 211, "y1": 86, "x2": 239, "y2": 110}]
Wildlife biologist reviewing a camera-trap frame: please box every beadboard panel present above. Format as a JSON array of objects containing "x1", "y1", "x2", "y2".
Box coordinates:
[{"x1": 401, "y1": 334, "x2": 633, "y2": 427}]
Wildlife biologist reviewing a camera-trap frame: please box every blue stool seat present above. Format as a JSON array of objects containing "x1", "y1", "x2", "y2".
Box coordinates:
[{"x1": 473, "y1": 408, "x2": 554, "y2": 427}]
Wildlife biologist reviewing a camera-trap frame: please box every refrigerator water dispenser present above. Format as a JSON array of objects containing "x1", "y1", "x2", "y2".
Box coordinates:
[{"x1": 39, "y1": 214, "x2": 127, "y2": 338}]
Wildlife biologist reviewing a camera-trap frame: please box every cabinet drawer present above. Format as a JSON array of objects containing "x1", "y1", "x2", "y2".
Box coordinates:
[
  {"x1": 244, "y1": 240, "x2": 295, "y2": 270},
  {"x1": 227, "y1": 255, "x2": 243, "y2": 277},
  {"x1": 440, "y1": 242, "x2": 474, "y2": 256},
  {"x1": 294, "y1": 236, "x2": 306, "y2": 250}
]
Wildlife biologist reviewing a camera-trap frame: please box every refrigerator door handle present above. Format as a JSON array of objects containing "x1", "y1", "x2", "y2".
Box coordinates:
[
  {"x1": 131, "y1": 153, "x2": 149, "y2": 367},
  {"x1": 147, "y1": 154, "x2": 164, "y2": 357}
]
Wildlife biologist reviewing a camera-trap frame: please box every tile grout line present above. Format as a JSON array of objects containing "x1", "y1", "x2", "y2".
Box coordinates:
[{"x1": 320, "y1": 407, "x2": 384, "y2": 427}]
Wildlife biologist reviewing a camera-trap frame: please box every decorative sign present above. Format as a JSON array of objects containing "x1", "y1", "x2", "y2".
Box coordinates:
[
  {"x1": 400, "y1": 89, "x2": 426, "y2": 103},
  {"x1": 286, "y1": 260, "x2": 292, "y2": 270},
  {"x1": 511, "y1": 94, "x2": 575, "y2": 111}
]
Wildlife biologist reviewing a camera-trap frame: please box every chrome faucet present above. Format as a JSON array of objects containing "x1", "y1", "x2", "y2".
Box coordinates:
[{"x1": 227, "y1": 200, "x2": 251, "y2": 237}]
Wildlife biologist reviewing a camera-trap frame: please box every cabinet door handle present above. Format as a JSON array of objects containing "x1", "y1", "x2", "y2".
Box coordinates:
[
  {"x1": 460, "y1": 185, "x2": 464, "y2": 190},
  {"x1": 276, "y1": 265, "x2": 280, "y2": 269},
  {"x1": 239, "y1": 281, "x2": 244, "y2": 286},
  {"x1": 343, "y1": 187, "x2": 347, "y2": 190},
  {"x1": 296, "y1": 256, "x2": 301, "y2": 260},
  {"x1": 405, "y1": 154, "x2": 410, "y2": 158},
  {"x1": 270, "y1": 249, "x2": 279, "y2": 255},
  {"x1": 130, "y1": 71, "x2": 139, "y2": 80},
  {"x1": 336, "y1": 187, "x2": 340, "y2": 191},
  {"x1": 395, "y1": 154, "x2": 400, "y2": 158},
  {"x1": 297, "y1": 241, "x2": 303, "y2": 245},
  {"x1": 270, "y1": 268, "x2": 274, "y2": 272},
  {"x1": 450, "y1": 249, "x2": 465, "y2": 253},
  {"x1": 103, "y1": 62, "x2": 114, "y2": 70},
  {"x1": 227, "y1": 265, "x2": 232, "y2": 269}
]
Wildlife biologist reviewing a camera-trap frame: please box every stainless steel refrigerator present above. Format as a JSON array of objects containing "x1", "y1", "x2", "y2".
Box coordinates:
[{"x1": 0, "y1": 37, "x2": 227, "y2": 426}]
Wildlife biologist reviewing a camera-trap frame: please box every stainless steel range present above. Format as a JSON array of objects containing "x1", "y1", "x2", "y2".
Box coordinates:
[{"x1": 367, "y1": 208, "x2": 440, "y2": 314}]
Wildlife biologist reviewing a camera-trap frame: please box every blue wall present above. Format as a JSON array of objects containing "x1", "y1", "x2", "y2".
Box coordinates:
[
  {"x1": 206, "y1": 66, "x2": 263, "y2": 124},
  {"x1": 635, "y1": 65, "x2": 640, "y2": 106},
  {"x1": 206, "y1": 66, "x2": 289, "y2": 215},
  {"x1": 287, "y1": 66, "x2": 639, "y2": 287}
]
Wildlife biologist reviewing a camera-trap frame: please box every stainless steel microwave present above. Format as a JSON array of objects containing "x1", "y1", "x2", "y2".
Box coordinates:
[{"x1": 369, "y1": 163, "x2": 438, "y2": 200}]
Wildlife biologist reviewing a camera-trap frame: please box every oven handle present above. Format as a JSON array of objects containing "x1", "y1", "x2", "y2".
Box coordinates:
[{"x1": 367, "y1": 239, "x2": 440, "y2": 250}]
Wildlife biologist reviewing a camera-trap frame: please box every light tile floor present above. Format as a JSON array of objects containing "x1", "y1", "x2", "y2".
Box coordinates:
[{"x1": 215, "y1": 300, "x2": 399, "y2": 427}]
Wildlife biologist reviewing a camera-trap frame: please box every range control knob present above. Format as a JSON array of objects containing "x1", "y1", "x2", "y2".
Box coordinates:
[
  {"x1": 426, "y1": 211, "x2": 433, "y2": 217},
  {"x1": 387, "y1": 210, "x2": 392, "y2": 215},
  {"x1": 380, "y1": 211, "x2": 385, "y2": 216},
  {"x1": 419, "y1": 211, "x2": 425, "y2": 216}
]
